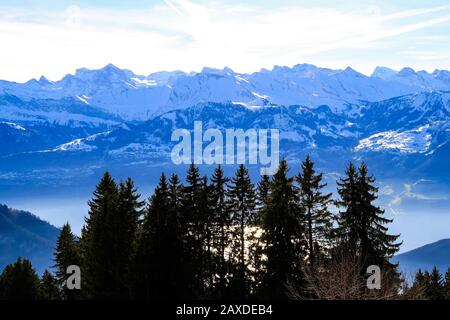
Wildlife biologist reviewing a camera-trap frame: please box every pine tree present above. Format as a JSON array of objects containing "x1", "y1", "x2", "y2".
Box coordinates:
[
  {"x1": 260, "y1": 160, "x2": 305, "y2": 299},
  {"x1": 0, "y1": 258, "x2": 41, "y2": 300},
  {"x1": 133, "y1": 173, "x2": 184, "y2": 299},
  {"x1": 257, "y1": 174, "x2": 271, "y2": 209},
  {"x1": 444, "y1": 268, "x2": 450, "y2": 299},
  {"x1": 169, "y1": 173, "x2": 182, "y2": 210},
  {"x1": 296, "y1": 156, "x2": 333, "y2": 269},
  {"x1": 248, "y1": 174, "x2": 271, "y2": 295},
  {"x1": 181, "y1": 164, "x2": 208, "y2": 298},
  {"x1": 200, "y1": 175, "x2": 215, "y2": 297},
  {"x1": 336, "y1": 163, "x2": 401, "y2": 270},
  {"x1": 336, "y1": 163, "x2": 360, "y2": 253},
  {"x1": 114, "y1": 178, "x2": 144, "y2": 298},
  {"x1": 133, "y1": 173, "x2": 168, "y2": 298},
  {"x1": 39, "y1": 270, "x2": 61, "y2": 300},
  {"x1": 427, "y1": 266, "x2": 444, "y2": 300},
  {"x1": 53, "y1": 223, "x2": 80, "y2": 300},
  {"x1": 81, "y1": 171, "x2": 119, "y2": 299},
  {"x1": 166, "y1": 173, "x2": 185, "y2": 296},
  {"x1": 227, "y1": 164, "x2": 256, "y2": 299},
  {"x1": 81, "y1": 174, "x2": 141, "y2": 299},
  {"x1": 357, "y1": 163, "x2": 401, "y2": 268},
  {"x1": 410, "y1": 269, "x2": 428, "y2": 299},
  {"x1": 209, "y1": 165, "x2": 231, "y2": 298}
]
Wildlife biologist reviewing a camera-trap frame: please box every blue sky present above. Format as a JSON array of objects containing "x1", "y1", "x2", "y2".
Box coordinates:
[{"x1": 0, "y1": 0, "x2": 450, "y2": 81}]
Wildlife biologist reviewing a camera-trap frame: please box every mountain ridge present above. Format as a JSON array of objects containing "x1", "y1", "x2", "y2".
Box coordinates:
[
  {"x1": 393, "y1": 239, "x2": 450, "y2": 277},
  {"x1": 0, "y1": 63, "x2": 450, "y2": 202},
  {"x1": 1, "y1": 63, "x2": 449, "y2": 121},
  {"x1": 0, "y1": 204, "x2": 60, "y2": 274}
]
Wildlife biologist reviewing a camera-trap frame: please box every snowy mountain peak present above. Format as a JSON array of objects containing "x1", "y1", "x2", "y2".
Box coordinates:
[
  {"x1": 75, "y1": 63, "x2": 136, "y2": 82},
  {"x1": 1, "y1": 63, "x2": 450, "y2": 121},
  {"x1": 146, "y1": 70, "x2": 187, "y2": 86},
  {"x1": 341, "y1": 66, "x2": 366, "y2": 78},
  {"x1": 38, "y1": 76, "x2": 52, "y2": 84},
  {"x1": 433, "y1": 69, "x2": 450, "y2": 82},
  {"x1": 398, "y1": 67, "x2": 418, "y2": 78},
  {"x1": 0, "y1": 121, "x2": 26, "y2": 131},
  {"x1": 292, "y1": 63, "x2": 318, "y2": 70},
  {"x1": 271, "y1": 65, "x2": 295, "y2": 73},
  {"x1": 102, "y1": 63, "x2": 121, "y2": 71},
  {"x1": 200, "y1": 66, "x2": 236, "y2": 76},
  {"x1": 371, "y1": 66, "x2": 397, "y2": 79}
]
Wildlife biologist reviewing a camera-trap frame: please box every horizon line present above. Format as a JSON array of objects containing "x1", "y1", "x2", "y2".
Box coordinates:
[{"x1": 1, "y1": 62, "x2": 448, "y2": 84}]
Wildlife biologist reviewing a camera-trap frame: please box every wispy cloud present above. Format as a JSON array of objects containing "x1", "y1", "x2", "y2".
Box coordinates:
[
  {"x1": 0, "y1": 1, "x2": 450, "y2": 81},
  {"x1": 389, "y1": 179, "x2": 448, "y2": 214}
]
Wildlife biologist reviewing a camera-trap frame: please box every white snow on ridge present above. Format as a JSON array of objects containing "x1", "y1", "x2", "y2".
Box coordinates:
[
  {"x1": 77, "y1": 95, "x2": 90, "y2": 104},
  {"x1": 2, "y1": 63, "x2": 450, "y2": 121},
  {"x1": 131, "y1": 77, "x2": 158, "y2": 87},
  {"x1": 231, "y1": 101, "x2": 265, "y2": 110},
  {"x1": 85, "y1": 131, "x2": 112, "y2": 141},
  {"x1": 50, "y1": 131, "x2": 111, "y2": 152},
  {"x1": 0, "y1": 121, "x2": 26, "y2": 131},
  {"x1": 235, "y1": 75, "x2": 250, "y2": 84},
  {"x1": 108, "y1": 143, "x2": 170, "y2": 159},
  {"x1": 0, "y1": 106, "x2": 120, "y2": 127},
  {"x1": 251, "y1": 92, "x2": 270, "y2": 100},
  {"x1": 355, "y1": 125, "x2": 432, "y2": 154},
  {"x1": 53, "y1": 139, "x2": 97, "y2": 152}
]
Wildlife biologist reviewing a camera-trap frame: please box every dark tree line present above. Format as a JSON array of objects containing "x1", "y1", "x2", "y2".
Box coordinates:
[
  {"x1": 1, "y1": 158, "x2": 407, "y2": 300},
  {"x1": 407, "y1": 266, "x2": 450, "y2": 300}
]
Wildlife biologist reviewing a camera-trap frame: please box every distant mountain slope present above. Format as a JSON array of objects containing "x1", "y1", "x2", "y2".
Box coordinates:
[
  {"x1": 393, "y1": 239, "x2": 450, "y2": 277},
  {"x1": 0, "y1": 94, "x2": 123, "y2": 155},
  {"x1": 1, "y1": 63, "x2": 449, "y2": 120},
  {"x1": 2, "y1": 91, "x2": 450, "y2": 188},
  {"x1": 0, "y1": 204, "x2": 59, "y2": 274},
  {"x1": 0, "y1": 63, "x2": 450, "y2": 188},
  {"x1": 0, "y1": 93, "x2": 122, "y2": 127}
]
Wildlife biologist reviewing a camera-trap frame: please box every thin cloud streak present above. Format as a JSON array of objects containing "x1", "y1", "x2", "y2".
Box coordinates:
[{"x1": 389, "y1": 179, "x2": 448, "y2": 214}]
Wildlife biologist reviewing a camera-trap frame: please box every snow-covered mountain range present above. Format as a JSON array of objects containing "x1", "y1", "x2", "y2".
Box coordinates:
[
  {"x1": 1, "y1": 63, "x2": 450, "y2": 186},
  {"x1": 2, "y1": 63, "x2": 449, "y2": 120}
]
